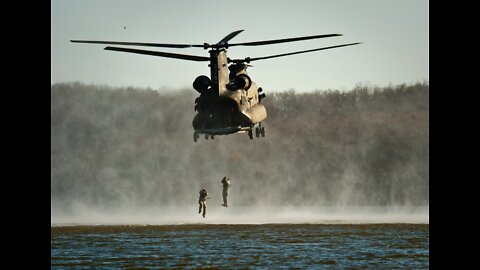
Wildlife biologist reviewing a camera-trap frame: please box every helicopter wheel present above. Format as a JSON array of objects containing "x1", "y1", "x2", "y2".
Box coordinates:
[
  {"x1": 248, "y1": 129, "x2": 254, "y2": 140},
  {"x1": 205, "y1": 134, "x2": 209, "y2": 140},
  {"x1": 261, "y1": 127, "x2": 265, "y2": 137},
  {"x1": 211, "y1": 134, "x2": 214, "y2": 140},
  {"x1": 193, "y1": 132, "x2": 199, "y2": 142},
  {"x1": 255, "y1": 127, "x2": 260, "y2": 138}
]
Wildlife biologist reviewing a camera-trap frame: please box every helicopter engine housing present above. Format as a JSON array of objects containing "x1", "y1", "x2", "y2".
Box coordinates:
[
  {"x1": 227, "y1": 74, "x2": 252, "y2": 91},
  {"x1": 193, "y1": 75, "x2": 211, "y2": 94}
]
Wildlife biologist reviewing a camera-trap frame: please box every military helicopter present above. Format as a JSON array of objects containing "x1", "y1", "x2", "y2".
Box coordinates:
[{"x1": 71, "y1": 30, "x2": 360, "y2": 142}]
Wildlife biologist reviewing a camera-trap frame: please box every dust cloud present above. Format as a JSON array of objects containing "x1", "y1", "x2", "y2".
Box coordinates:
[{"x1": 51, "y1": 82, "x2": 428, "y2": 225}]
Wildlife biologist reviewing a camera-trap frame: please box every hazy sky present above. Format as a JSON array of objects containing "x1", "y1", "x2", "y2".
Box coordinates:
[{"x1": 51, "y1": 0, "x2": 428, "y2": 92}]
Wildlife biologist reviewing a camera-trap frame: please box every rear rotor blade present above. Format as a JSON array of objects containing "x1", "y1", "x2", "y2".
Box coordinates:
[
  {"x1": 71, "y1": 40, "x2": 205, "y2": 49},
  {"x1": 104, "y1": 46, "x2": 210, "y2": 62},
  {"x1": 228, "y1": 33, "x2": 342, "y2": 47},
  {"x1": 217, "y1": 30, "x2": 244, "y2": 45},
  {"x1": 247, "y1": 42, "x2": 362, "y2": 62}
]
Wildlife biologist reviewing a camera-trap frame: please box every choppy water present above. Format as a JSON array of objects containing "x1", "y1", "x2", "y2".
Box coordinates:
[{"x1": 51, "y1": 223, "x2": 428, "y2": 269}]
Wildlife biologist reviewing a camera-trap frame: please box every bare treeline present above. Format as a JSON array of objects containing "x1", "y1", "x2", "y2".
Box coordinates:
[{"x1": 51, "y1": 82, "x2": 428, "y2": 210}]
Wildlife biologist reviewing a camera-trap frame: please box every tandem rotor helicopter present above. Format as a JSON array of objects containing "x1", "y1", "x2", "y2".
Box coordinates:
[{"x1": 71, "y1": 30, "x2": 361, "y2": 142}]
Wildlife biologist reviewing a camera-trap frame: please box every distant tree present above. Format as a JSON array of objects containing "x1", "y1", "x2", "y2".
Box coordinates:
[{"x1": 51, "y1": 82, "x2": 428, "y2": 209}]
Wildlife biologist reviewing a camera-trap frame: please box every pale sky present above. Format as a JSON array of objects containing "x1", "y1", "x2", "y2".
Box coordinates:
[{"x1": 51, "y1": 0, "x2": 428, "y2": 92}]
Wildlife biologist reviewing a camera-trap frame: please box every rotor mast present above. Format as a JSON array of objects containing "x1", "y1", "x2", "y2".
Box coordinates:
[{"x1": 209, "y1": 49, "x2": 229, "y2": 97}]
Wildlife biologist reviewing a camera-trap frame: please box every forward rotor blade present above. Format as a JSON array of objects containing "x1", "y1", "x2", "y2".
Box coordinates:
[
  {"x1": 218, "y1": 30, "x2": 244, "y2": 44},
  {"x1": 228, "y1": 34, "x2": 342, "y2": 47},
  {"x1": 71, "y1": 40, "x2": 205, "y2": 49},
  {"x1": 247, "y1": 42, "x2": 362, "y2": 62},
  {"x1": 104, "y1": 46, "x2": 210, "y2": 62}
]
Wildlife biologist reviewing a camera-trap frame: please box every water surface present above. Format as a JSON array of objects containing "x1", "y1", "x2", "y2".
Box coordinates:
[{"x1": 51, "y1": 223, "x2": 429, "y2": 269}]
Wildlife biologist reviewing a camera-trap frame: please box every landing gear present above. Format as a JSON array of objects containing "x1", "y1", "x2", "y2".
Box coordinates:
[
  {"x1": 255, "y1": 124, "x2": 265, "y2": 138},
  {"x1": 193, "y1": 131, "x2": 214, "y2": 142},
  {"x1": 249, "y1": 124, "x2": 266, "y2": 140},
  {"x1": 248, "y1": 129, "x2": 254, "y2": 140},
  {"x1": 204, "y1": 134, "x2": 215, "y2": 140},
  {"x1": 255, "y1": 126, "x2": 265, "y2": 137}
]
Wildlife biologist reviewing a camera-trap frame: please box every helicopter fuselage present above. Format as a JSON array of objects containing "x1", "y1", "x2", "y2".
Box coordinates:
[{"x1": 192, "y1": 49, "x2": 267, "y2": 140}]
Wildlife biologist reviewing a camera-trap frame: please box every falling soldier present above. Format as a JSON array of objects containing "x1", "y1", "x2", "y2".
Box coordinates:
[
  {"x1": 198, "y1": 188, "x2": 208, "y2": 218},
  {"x1": 221, "y1": 177, "x2": 232, "y2": 207}
]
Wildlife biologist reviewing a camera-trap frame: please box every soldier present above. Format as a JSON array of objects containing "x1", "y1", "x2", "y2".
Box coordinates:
[
  {"x1": 198, "y1": 188, "x2": 208, "y2": 218},
  {"x1": 221, "y1": 177, "x2": 232, "y2": 207}
]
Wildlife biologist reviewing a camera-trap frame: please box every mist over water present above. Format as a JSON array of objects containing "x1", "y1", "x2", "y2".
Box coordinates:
[
  {"x1": 51, "y1": 82, "x2": 428, "y2": 225},
  {"x1": 52, "y1": 205, "x2": 428, "y2": 225}
]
